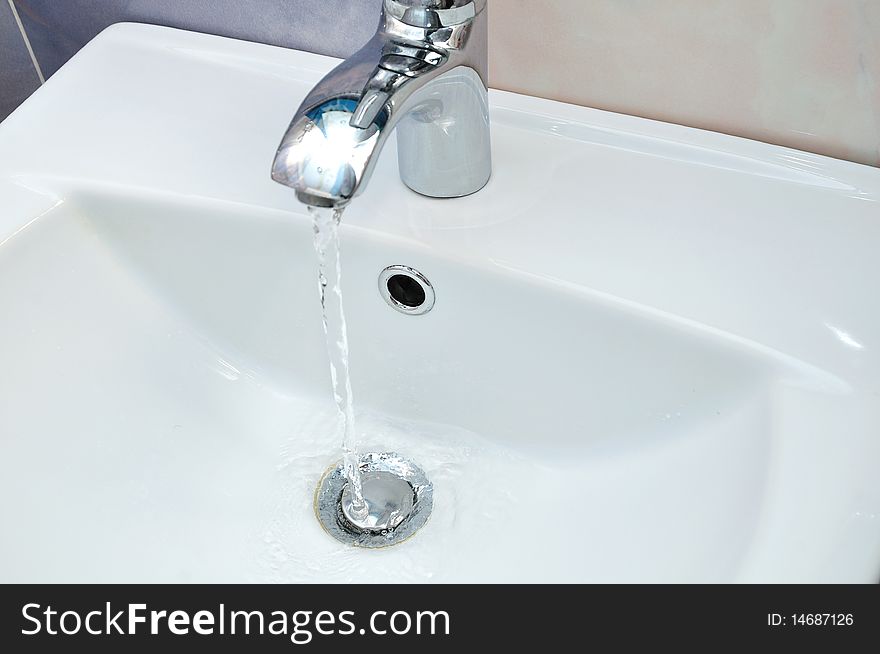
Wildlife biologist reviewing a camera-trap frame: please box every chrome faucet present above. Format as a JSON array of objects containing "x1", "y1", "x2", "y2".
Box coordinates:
[{"x1": 271, "y1": 0, "x2": 491, "y2": 208}]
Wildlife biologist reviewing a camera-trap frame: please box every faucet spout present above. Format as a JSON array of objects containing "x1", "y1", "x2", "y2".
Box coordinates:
[{"x1": 271, "y1": 0, "x2": 490, "y2": 208}]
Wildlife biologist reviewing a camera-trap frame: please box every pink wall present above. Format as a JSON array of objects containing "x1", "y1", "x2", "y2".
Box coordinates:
[{"x1": 489, "y1": 0, "x2": 880, "y2": 167}]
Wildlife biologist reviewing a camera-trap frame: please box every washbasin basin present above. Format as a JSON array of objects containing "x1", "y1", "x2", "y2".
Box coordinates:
[{"x1": 1, "y1": 24, "x2": 878, "y2": 583}]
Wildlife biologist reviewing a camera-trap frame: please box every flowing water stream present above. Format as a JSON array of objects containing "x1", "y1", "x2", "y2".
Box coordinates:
[{"x1": 309, "y1": 205, "x2": 367, "y2": 518}]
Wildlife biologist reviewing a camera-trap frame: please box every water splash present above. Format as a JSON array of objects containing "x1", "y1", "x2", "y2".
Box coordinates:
[
  {"x1": 252, "y1": 406, "x2": 525, "y2": 583},
  {"x1": 309, "y1": 205, "x2": 366, "y2": 518}
]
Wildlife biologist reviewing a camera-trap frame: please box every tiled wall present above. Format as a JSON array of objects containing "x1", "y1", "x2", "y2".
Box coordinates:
[
  {"x1": 491, "y1": 0, "x2": 880, "y2": 167},
  {"x1": 2, "y1": 0, "x2": 879, "y2": 167},
  {"x1": 0, "y1": 0, "x2": 41, "y2": 119},
  {"x1": 0, "y1": 0, "x2": 382, "y2": 120}
]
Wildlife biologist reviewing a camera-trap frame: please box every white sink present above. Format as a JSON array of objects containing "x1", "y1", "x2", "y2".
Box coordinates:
[{"x1": 1, "y1": 24, "x2": 878, "y2": 583}]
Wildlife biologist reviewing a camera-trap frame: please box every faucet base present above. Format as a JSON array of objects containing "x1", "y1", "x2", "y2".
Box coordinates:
[
  {"x1": 396, "y1": 66, "x2": 492, "y2": 199},
  {"x1": 314, "y1": 452, "x2": 433, "y2": 548}
]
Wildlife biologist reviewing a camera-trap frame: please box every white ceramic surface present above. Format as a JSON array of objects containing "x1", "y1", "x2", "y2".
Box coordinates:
[{"x1": 0, "y1": 24, "x2": 878, "y2": 583}]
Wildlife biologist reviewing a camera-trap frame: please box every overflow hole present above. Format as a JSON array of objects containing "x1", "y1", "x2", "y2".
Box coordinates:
[
  {"x1": 378, "y1": 266, "x2": 435, "y2": 315},
  {"x1": 387, "y1": 274, "x2": 426, "y2": 308}
]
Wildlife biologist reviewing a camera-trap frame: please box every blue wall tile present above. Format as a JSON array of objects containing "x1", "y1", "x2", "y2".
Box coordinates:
[
  {"x1": 12, "y1": 0, "x2": 383, "y2": 79},
  {"x1": 0, "y1": 0, "x2": 41, "y2": 121}
]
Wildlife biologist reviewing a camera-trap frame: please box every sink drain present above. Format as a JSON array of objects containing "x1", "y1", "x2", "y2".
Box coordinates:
[{"x1": 315, "y1": 452, "x2": 433, "y2": 548}]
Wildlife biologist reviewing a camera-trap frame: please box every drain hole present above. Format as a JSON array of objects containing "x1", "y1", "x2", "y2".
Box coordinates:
[
  {"x1": 387, "y1": 274, "x2": 426, "y2": 308},
  {"x1": 378, "y1": 265, "x2": 435, "y2": 315},
  {"x1": 315, "y1": 452, "x2": 434, "y2": 548}
]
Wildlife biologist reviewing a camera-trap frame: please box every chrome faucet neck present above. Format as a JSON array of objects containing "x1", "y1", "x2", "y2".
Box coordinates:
[
  {"x1": 271, "y1": 0, "x2": 491, "y2": 208},
  {"x1": 384, "y1": 0, "x2": 486, "y2": 27}
]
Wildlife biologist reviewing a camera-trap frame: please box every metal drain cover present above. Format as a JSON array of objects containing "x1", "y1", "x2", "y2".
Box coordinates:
[{"x1": 315, "y1": 452, "x2": 433, "y2": 548}]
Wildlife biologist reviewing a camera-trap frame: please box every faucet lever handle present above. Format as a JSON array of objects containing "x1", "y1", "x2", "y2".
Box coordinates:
[
  {"x1": 349, "y1": 46, "x2": 446, "y2": 129},
  {"x1": 350, "y1": 89, "x2": 391, "y2": 129}
]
